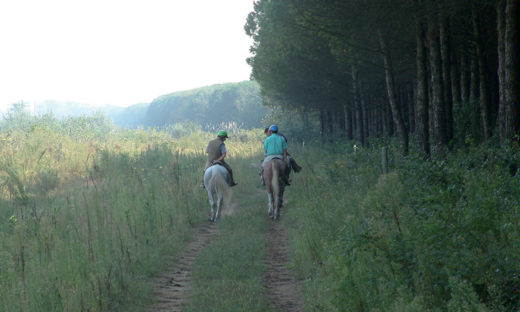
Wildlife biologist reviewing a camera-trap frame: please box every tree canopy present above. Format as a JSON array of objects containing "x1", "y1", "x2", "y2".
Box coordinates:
[{"x1": 246, "y1": 0, "x2": 520, "y2": 154}]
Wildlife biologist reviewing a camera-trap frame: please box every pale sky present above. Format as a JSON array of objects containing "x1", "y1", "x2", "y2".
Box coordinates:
[{"x1": 0, "y1": 0, "x2": 255, "y2": 111}]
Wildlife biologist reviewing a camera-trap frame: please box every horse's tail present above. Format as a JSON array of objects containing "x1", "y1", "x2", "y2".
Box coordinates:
[
  {"x1": 209, "y1": 169, "x2": 231, "y2": 205},
  {"x1": 271, "y1": 161, "x2": 280, "y2": 205}
]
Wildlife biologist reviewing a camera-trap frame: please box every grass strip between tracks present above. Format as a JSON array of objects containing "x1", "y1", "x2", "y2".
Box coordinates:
[{"x1": 185, "y1": 163, "x2": 270, "y2": 312}]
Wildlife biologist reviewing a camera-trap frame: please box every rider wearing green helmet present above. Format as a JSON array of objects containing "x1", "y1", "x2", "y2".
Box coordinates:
[{"x1": 201, "y1": 130, "x2": 237, "y2": 188}]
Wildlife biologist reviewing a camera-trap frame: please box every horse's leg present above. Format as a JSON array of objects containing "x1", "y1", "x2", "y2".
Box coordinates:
[
  {"x1": 267, "y1": 193, "x2": 274, "y2": 218},
  {"x1": 215, "y1": 192, "x2": 223, "y2": 222},
  {"x1": 207, "y1": 189, "x2": 216, "y2": 222},
  {"x1": 274, "y1": 194, "x2": 279, "y2": 220},
  {"x1": 278, "y1": 187, "x2": 284, "y2": 218},
  {"x1": 276, "y1": 193, "x2": 283, "y2": 220}
]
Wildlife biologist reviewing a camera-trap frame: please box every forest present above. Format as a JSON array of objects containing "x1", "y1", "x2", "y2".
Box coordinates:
[
  {"x1": 141, "y1": 81, "x2": 267, "y2": 130},
  {"x1": 28, "y1": 81, "x2": 268, "y2": 130},
  {"x1": 243, "y1": 0, "x2": 520, "y2": 311},
  {"x1": 245, "y1": 0, "x2": 520, "y2": 154}
]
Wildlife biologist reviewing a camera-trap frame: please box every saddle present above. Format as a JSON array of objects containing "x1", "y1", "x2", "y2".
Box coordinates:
[{"x1": 211, "y1": 160, "x2": 224, "y2": 166}]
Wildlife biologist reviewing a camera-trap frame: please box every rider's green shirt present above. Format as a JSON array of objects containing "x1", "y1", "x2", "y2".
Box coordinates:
[{"x1": 264, "y1": 133, "x2": 288, "y2": 155}]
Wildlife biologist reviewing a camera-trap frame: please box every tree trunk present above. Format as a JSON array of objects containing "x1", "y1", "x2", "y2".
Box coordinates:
[
  {"x1": 469, "y1": 52, "x2": 480, "y2": 139},
  {"x1": 355, "y1": 107, "x2": 363, "y2": 144},
  {"x1": 343, "y1": 103, "x2": 353, "y2": 140},
  {"x1": 361, "y1": 96, "x2": 369, "y2": 145},
  {"x1": 328, "y1": 109, "x2": 334, "y2": 137},
  {"x1": 352, "y1": 65, "x2": 364, "y2": 145},
  {"x1": 497, "y1": 0, "x2": 507, "y2": 141},
  {"x1": 451, "y1": 52, "x2": 461, "y2": 106},
  {"x1": 428, "y1": 17, "x2": 448, "y2": 151},
  {"x1": 408, "y1": 85, "x2": 415, "y2": 135},
  {"x1": 469, "y1": 54, "x2": 479, "y2": 106},
  {"x1": 415, "y1": 18, "x2": 430, "y2": 156},
  {"x1": 501, "y1": 0, "x2": 520, "y2": 143},
  {"x1": 440, "y1": 17, "x2": 454, "y2": 142},
  {"x1": 319, "y1": 109, "x2": 326, "y2": 138},
  {"x1": 378, "y1": 29, "x2": 409, "y2": 156},
  {"x1": 473, "y1": 7, "x2": 491, "y2": 140},
  {"x1": 460, "y1": 53, "x2": 469, "y2": 103}
]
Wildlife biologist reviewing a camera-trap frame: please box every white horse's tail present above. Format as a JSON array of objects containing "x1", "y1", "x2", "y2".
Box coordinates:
[{"x1": 209, "y1": 169, "x2": 231, "y2": 205}]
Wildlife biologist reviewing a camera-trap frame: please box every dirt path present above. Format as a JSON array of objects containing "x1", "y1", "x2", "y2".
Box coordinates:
[
  {"x1": 264, "y1": 219, "x2": 305, "y2": 312},
  {"x1": 147, "y1": 183, "x2": 305, "y2": 311},
  {"x1": 148, "y1": 222, "x2": 219, "y2": 312}
]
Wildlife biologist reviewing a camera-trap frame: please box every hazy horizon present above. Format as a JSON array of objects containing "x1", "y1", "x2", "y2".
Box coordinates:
[
  {"x1": 0, "y1": 0, "x2": 254, "y2": 112},
  {"x1": 0, "y1": 79, "x2": 251, "y2": 113}
]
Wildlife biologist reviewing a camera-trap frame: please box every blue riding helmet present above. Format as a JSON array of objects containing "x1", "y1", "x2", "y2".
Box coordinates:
[{"x1": 269, "y1": 124, "x2": 278, "y2": 132}]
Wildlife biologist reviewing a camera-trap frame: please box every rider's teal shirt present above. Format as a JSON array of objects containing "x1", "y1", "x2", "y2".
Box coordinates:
[{"x1": 264, "y1": 133, "x2": 288, "y2": 155}]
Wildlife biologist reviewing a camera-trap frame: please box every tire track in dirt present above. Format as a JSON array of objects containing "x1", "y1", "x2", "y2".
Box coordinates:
[
  {"x1": 264, "y1": 219, "x2": 305, "y2": 312},
  {"x1": 148, "y1": 222, "x2": 219, "y2": 312}
]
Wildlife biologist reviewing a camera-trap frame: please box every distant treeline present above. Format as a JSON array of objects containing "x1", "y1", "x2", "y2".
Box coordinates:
[
  {"x1": 18, "y1": 81, "x2": 267, "y2": 131},
  {"x1": 114, "y1": 81, "x2": 268, "y2": 130}
]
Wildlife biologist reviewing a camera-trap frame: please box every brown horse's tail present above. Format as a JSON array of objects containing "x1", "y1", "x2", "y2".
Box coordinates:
[{"x1": 271, "y1": 161, "x2": 280, "y2": 207}]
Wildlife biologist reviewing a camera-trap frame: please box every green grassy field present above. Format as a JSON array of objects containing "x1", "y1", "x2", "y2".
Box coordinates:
[
  {"x1": 0, "y1": 125, "x2": 264, "y2": 311},
  {"x1": 2, "y1": 122, "x2": 520, "y2": 311}
]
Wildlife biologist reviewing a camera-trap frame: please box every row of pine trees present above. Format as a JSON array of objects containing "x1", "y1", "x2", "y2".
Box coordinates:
[{"x1": 245, "y1": 0, "x2": 520, "y2": 155}]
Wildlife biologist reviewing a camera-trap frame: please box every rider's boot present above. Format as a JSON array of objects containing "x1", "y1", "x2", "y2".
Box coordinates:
[
  {"x1": 229, "y1": 173, "x2": 238, "y2": 187},
  {"x1": 259, "y1": 168, "x2": 265, "y2": 186},
  {"x1": 290, "y1": 158, "x2": 302, "y2": 173}
]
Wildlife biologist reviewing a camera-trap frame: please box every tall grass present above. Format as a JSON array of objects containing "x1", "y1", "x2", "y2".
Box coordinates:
[
  {"x1": 5, "y1": 117, "x2": 517, "y2": 311},
  {"x1": 0, "y1": 120, "x2": 264, "y2": 311}
]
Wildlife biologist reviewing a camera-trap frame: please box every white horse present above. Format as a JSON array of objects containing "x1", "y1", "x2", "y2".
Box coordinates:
[{"x1": 204, "y1": 165, "x2": 231, "y2": 222}]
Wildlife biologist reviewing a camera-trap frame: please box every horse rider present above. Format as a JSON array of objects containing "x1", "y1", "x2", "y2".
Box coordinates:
[
  {"x1": 262, "y1": 124, "x2": 299, "y2": 186},
  {"x1": 263, "y1": 126, "x2": 302, "y2": 174},
  {"x1": 201, "y1": 130, "x2": 238, "y2": 188}
]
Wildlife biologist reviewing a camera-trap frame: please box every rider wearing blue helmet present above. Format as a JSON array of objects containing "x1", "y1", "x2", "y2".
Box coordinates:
[
  {"x1": 264, "y1": 125, "x2": 287, "y2": 157},
  {"x1": 262, "y1": 125, "x2": 302, "y2": 185}
]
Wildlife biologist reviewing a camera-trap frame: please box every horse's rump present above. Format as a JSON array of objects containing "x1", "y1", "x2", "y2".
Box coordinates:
[
  {"x1": 263, "y1": 158, "x2": 286, "y2": 219},
  {"x1": 263, "y1": 158, "x2": 286, "y2": 190},
  {"x1": 204, "y1": 165, "x2": 231, "y2": 222},
  {"x1": 205, "y1": 165, "x2": 229, "y2": 192}
]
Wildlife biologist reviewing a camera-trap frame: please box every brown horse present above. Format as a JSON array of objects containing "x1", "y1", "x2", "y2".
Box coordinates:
[{"x1": 262, "y1": 158, "x2": 287, "y2": 220}]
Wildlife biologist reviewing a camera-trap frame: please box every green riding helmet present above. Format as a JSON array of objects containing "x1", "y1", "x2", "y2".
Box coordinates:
[{"x1": 217, "y1": 130, "x2": 229, "y2": 138}]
